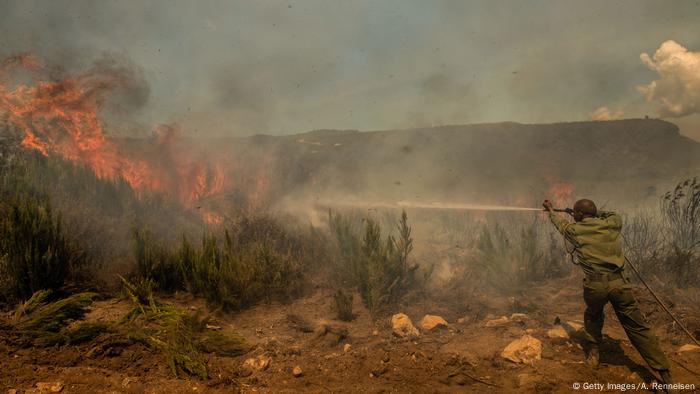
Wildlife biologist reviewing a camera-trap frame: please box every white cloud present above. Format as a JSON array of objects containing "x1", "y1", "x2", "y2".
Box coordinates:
[
  {"x1": 588, "y1": 106, "x2": 624, "y2": 121},
  {"x1": 638, "y1": 40, "x2": 700, "y2": 117}
]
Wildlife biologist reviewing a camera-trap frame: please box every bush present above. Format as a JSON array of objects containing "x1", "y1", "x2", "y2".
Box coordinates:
[
  {"x1": 0, "y1": 198, "x2": 85, "y2": 302},
  {"x1": 119, "y1": 277, "x2": 248, "y2": 378},
  {"x1": 6, "y1": 289, "x2": 103, "y2": 347},
  {"x1": 132, "y1": 228, "x2": 184, "y2": 292},
  {"x1": 472, "y1": 215, "x2": 568, "y2": 294},
  {"x1": 659, "y1": 178, "x2": 700, "y2": 286},
  {"x1": 330, "y1": 210, "x2": 418, "y2": 316},
  {"x1": 132, "y1": 214, "x2": 309, "y2": 311}
]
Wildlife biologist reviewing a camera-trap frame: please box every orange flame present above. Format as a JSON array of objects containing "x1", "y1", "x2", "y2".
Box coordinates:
[
  {"x1": 548, "y1": 180, "x2": 574, "y2": 208},
  {"x1": 0, "y1": 55, "x2": 226, "y2": 211}
]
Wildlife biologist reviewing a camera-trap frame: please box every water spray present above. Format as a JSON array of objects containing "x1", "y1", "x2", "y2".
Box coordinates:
[{"x1": 319, "y1": 200, "x2": 573, "y2": 214}]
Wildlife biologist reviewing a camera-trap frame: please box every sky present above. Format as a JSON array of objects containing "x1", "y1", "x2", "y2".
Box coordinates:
[{"x1": 1, "y1": 0, "x2": 699, "y2": 140}]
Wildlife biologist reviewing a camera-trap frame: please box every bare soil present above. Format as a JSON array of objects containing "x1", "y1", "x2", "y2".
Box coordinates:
[{"x1": 2, "y1": 277, "x2": 700, "y2": 393}]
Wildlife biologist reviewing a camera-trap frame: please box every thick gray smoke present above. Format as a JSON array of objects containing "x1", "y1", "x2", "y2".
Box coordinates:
[{"x1": 1, "y1": 1, "x2": 699, "y2": 139}]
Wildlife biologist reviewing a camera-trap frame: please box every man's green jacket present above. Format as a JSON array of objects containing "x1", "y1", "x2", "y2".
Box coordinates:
[{"x1": 549, "y1": 211, "x2": 625, "y2": 275}]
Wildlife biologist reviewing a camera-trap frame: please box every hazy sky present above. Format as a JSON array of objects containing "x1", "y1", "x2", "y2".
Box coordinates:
[{"x1": 1, "y1": 0, "x2": 699, "y2": 140}]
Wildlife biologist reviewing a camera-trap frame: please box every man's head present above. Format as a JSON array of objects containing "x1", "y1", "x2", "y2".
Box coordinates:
[{"x1": 573, "y1": 199, "x2": 597, "y2": 222}]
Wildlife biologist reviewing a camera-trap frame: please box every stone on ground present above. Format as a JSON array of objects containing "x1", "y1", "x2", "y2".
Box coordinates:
[
  {"x1": 546, "y1": 326, "x2": 569, "y2": 339},
  {"x1": 33, "y1": 382, "x2": 64, "y2": 393},
  {"x1": 677, "y1": 344, "x2": 700, "y2": 353},
  {"x1": 485, "y1": 316, "x2": 509, "y2": 327},
  {"x1": 420, "y1": 314, "x2": 449, "y2": 331},
  {"x1": 391, "y1": 313, "x2": 420, "y2": 338},
  {"x1": 510, "y1": 313, "x2": 528, "y2": 323},
  {"x1": 501, "y1": 335, "x2": 542, "y2": 365},
  {"x1": 517, "y1": 373, "x2": 542, "y2": 387},
  {"x1": 292, "y1": 366, "x2": 303, "y2": 377},
  {"x1": 565, "y1": 321, "x2": 583, "y2": 331},
  {"x1": 242, "y1": 355, "x2": 271, "y2": 375}
]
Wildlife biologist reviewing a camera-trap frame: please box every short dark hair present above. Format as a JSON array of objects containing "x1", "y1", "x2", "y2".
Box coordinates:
[{"x1": 574, "y1": 199, "x2": 597, "y2": 217}]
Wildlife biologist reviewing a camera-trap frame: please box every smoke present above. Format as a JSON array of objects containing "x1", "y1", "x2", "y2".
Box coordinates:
[
  {"x1": 406, "y1": 72, "x2": 482, "y2": 127},
  {"x1": 638, "y1": 40, "x2": 700, "y2": 118},
  {"x1": 588, "y1": 106, "x2": 624, "y2": 121}
]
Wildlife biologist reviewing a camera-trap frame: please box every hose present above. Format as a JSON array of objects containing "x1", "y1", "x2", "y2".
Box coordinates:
[{"x1": 624, "y1": 255, "x2": 700, "y2": 347}]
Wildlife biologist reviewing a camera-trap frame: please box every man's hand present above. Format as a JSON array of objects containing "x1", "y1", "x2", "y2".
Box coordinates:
[{"x1": 542, "y1": 199, "x2": 554, "y2": 212}]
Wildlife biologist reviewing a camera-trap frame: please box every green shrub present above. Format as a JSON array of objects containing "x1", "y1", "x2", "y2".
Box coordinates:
[
  {"x1": 330, "y1": 210, "x2": 418, "y2": 316},
  {"x1": 7, "y1": 289, "x2": 102, "y2": 347},
  {"x1": 132, "y1": 228, "x2": 184, "y2": 292},
  {"x1": 132, "y1": 214, "x2": 308, "y2": 311},
  {"x1": 0, "y1": 198, "x2": 85, "y2": 302},
  {"x1": 473, "y1": 216, "x2": 567, "y2": 294},
  {"x1": 119, "y1": 277, "x2": 248, "y2": 378}
]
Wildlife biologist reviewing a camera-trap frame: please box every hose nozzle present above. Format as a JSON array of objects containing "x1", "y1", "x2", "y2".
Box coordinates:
[{"x1": 553, "y1": 207, "x2": 574, "y2": 215}]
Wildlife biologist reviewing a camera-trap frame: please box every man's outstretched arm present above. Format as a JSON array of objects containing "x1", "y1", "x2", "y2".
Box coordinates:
[{"x1": 543, "y1": 200, "x2": 576, "y2": 240}]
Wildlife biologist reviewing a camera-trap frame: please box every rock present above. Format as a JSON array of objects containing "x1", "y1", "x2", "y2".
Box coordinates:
[
  {"x1": 501, "y1": 335, "x2": 542, "y2": 365},
  {"x1": 546, "y1": 326, "x2": 569, "y2": 339},
  {"x1": 420, "y1": 314, "x2": 449, "y2": 331},
  {"x1": 371, "y1": 364, "x2": 389, "y2": 377},
  {"x1": 517, "y1": 373, "x2": 542, "y2": 387},
  {"x1": 510, "y1": 313, "x2": 528, "y2": 323},
  {"x1": 121, "y1": 377, "x2": 136, "y2": 388},
  {"x1": 391, "y1": 313, "x2": 420, "y2": 338},
  {"x1": 678, "y1": 344, "x2": 700, "y2": 353},
  {"x1": 8, "y1": 389, "x2": 17, "y2": 394},
  {"x1": 565, "y1": 321, "x2": 583, "y2": 331},
  {"x1": 34, "y1": 382, "x2": 64, "y2": 393},
  {"x1": 450, "y1": 351, "x2": 479, "y2": 367},
  {"x1": 485, "y1": 316, "x2": 509, "y2": 327},
  {"x1": 453, "y1": 374, "x2": 468, "y2": 385},
  {"x1": 292, "y1": 366, "x2": 303, "y2": 377},
  {"x1": 343, "y1": 343, "x2": 352, "y2": 352},
  {"x1": 242, "y1": 355, "x2": 271, "y2": 374},
  {"x1": 372, "y1": 329, "x2": 379, "y2": 336},
  {"x1": 457, "y1": 317, "x2": 469, "y2": 324}
]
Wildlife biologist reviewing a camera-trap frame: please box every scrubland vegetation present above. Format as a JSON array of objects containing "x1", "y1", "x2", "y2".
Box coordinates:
[{"x1": 1, "y1": 137, "x2": 699, "y2": 379}]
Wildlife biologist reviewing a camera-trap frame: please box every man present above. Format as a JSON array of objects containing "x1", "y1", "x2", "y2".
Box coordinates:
[{"x1": 544, "y1": 199, "x2": 677, "y2": 391}]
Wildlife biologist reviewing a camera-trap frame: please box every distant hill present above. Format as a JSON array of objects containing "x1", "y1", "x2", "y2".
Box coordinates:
[
  {"x1": 207, "y1": 118, "x2": 700, "y2": 208},
  {"x1": 11, "y1": 118, "x2": 698, "y2": 210}
]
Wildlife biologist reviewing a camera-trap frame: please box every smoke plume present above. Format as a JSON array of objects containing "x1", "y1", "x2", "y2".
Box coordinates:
[{"x1": 638, "y1": 40, "x2": 700, "y2": 118}]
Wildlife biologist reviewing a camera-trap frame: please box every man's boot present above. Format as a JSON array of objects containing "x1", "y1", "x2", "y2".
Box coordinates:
[
  {"x1": 658, "y1": 370, "x2": 679, "y2": 394},
  {"x1": 585, "y1": 345, "x2": 600, "y2": 369}
]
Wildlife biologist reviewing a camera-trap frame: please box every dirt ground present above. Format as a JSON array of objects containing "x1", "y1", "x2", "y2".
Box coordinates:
[{"x1": 2, "y1": 276, "x2": 700, "y2": 393}]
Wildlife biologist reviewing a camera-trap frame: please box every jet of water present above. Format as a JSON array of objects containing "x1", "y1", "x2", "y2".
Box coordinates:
[
  {"x1": 395, "y1": 201, "x2": 543, "y2": 211},
  {"x1": 317, "y1": 200, "x2": 543, "y2": 212}
]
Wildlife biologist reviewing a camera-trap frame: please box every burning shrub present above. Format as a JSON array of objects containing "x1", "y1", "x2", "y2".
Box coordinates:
[{"x1": 0, "y1": 197, "x2": 86, "y2": 303}]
